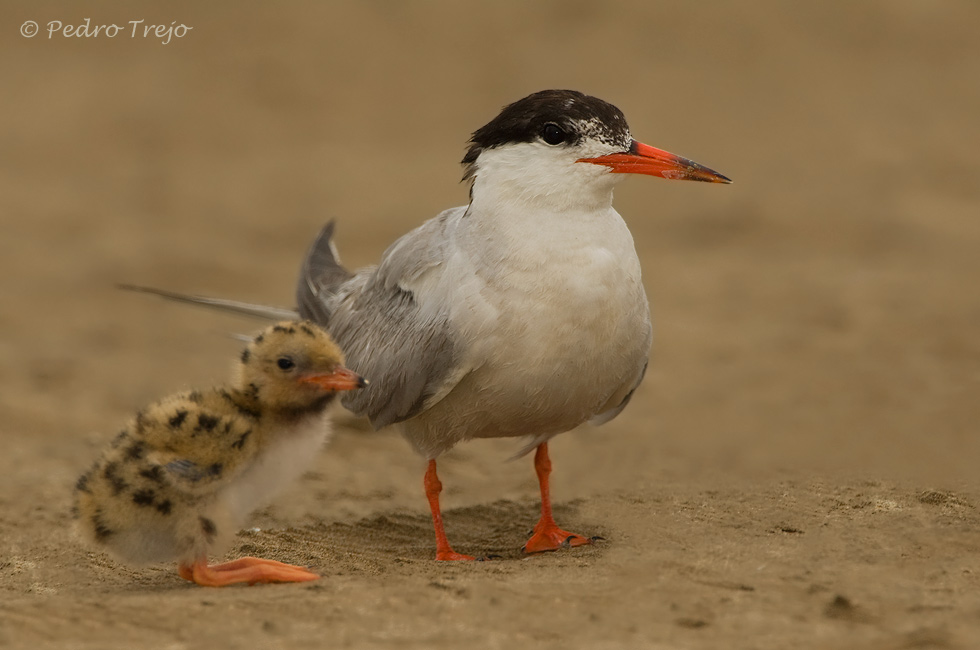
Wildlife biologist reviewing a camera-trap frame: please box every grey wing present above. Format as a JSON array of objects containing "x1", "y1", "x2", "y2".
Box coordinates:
[
  {"x1": 296, "y1": 221, "x2": 353, "y2": 323},
  {"x1": 296, "y1": 211, "x2": 466, "y2": 429},
  {"x1": 163, "y1": 459, "x2": 224, "y2": 485}
]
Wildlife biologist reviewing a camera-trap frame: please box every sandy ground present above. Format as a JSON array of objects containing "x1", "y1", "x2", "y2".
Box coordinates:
[{"x1": 2, "y1": 1, "x2": 979, "y2": 648}]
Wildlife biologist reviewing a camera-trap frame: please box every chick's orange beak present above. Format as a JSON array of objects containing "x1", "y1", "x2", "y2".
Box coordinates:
[
  {"x1": 300, "y1": 366, "x2": 368, "y2": 392},
  {"x1": 578, "y1": 140, "x2": 731, "y2": 183}
]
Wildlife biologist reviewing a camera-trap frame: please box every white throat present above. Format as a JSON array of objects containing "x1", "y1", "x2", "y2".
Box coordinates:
[{"x1": 468, "y1": 142, "x2": 622, "y2": 217}]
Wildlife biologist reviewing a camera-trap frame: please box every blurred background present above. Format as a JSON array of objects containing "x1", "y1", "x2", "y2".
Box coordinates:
[{"x1": 1, "y1": 0, "x2": 978, "y2": 498}]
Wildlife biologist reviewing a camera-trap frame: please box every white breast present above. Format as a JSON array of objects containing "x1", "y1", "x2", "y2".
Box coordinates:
[
  {"x1": 220, "y1": 413, "x2": 332, "y2": 526},
  {"x1": 405, "y1": 203, "x2": 652, "y2": 457}
]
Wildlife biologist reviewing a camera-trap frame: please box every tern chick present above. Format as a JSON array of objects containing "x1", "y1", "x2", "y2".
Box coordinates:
[{"x1": 73, "y1": 320, "x2": 366, "y2": 586}]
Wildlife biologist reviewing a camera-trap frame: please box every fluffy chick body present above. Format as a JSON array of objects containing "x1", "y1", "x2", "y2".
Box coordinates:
[{"x1": 73, "y1": 321, "x2": 364, "y2": 584}]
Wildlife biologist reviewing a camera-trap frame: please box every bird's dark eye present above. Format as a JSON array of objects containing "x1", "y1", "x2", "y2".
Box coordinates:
[
  {"x1": 276, "y1": 356, "x2": 295, "y2": 371},
  {"x1": 541, "y1": 123, "x2": 566, "y2": 146}
]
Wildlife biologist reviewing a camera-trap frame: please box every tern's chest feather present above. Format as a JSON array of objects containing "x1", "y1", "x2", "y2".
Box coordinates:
[
  {"x1": 458, "y1": 206, "x2": 648, "y2": 357},
  {"x1": 398, "y1": 205, "x2": 653, "y2": 453}
]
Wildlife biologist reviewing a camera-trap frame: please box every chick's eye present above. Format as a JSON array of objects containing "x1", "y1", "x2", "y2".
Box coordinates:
[
  {"x1": 541, "y1": 123, "x2": 566, "y2": 146},
  {"x1": 276, "y1": 357, "x2": 295, "y2": 371}
]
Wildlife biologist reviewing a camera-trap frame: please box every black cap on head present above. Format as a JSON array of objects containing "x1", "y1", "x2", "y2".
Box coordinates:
[{"x1": 461, "y1": 90, "x2": 632, "y2": 180}]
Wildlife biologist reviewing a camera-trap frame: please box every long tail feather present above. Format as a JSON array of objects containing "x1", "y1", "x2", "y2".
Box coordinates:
[{"x1": 118, "y1": 284, "x2": 299, "y2": 321}]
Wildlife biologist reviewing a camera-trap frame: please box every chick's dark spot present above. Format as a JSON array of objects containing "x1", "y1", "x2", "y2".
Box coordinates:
[
  {"x1": 125, "y1": 441, "x2": 146, "y2": 460},
  {"x1": 156, "y1": 500, "x2": 172, "y2": 515},
  {"x1": 196, "y1": 414, "x2": 220, "y2": 433},
  {"x1": 132, "y1": 489, "x2": 156, "y2": 507},
  {"x1": 231, "y1": 430, "x2": 252, "y2": 450},
  {"x1": 199, "y1": 516, "x2": 217, "y2": 541},
  {"x1": 241, "y1": 348, "x2": 251, "y2": 364},
  {"x1": 103, "y1": 462, "x2": 128, "y2": 495},
  {"x1": 225, "y1": 395, "x2": 262, "y2": 420},
  {"x1": 169, "y1": 410, "x2": 188, "y2": 429},
  {"x1": 92, "y1": 512, "x2": 114, "y2": 541},
  {"x1": 222, "y1": 390, "x2": 261, "y2": 419},
  {"x1": 239, "y1": 404, "x2": 261, "y2": 419},
  {"x1": 75, "y1": 471, "x2": 93, "y2": 494},
  {"x1": 139, "y1": 466, "x2": 165, "y2": 483}
]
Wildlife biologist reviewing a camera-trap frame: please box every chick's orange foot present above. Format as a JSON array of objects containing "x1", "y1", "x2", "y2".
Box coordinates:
[{"x1": 179, "y1": 557, "x2": 319, "y2": 587}]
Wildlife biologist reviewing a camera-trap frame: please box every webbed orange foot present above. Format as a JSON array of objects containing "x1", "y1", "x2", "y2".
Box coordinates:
[{"x1": 178, "y1": 557, "x2": 319, "y2": 587}]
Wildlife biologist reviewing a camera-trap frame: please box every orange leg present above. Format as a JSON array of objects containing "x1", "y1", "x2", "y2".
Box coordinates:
[
  {"x1": 523, "y1": 442, "x2": 593, "y2": 554},
  {"x1": 424, "y1": 459, "x2": 475, "y2": 561},
  {"x1": 177, "y1": 557, "x2": 319, "y2": 587}
]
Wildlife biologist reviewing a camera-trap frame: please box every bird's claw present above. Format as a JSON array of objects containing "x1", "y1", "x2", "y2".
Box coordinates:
[
  {"x1": 522, "y1": 528, "x2": 594, "y2": 554},
  {"x1": 434, "y1": 550, "x2": 477, "y2": 561}
]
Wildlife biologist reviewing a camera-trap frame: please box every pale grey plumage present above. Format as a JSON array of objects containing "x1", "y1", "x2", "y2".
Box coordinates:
[
  {"x1": 294, "y1": 193, "x2": 651, "y2": 460},
  {"x1": 297, "y1": 212, "x2": 465, "y2": 431}
]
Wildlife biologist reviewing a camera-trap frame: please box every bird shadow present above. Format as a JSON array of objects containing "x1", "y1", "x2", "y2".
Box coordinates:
[
  {"x1": 233, "y1": 498, "x2": 605, "y2": 571},
  {"x1": 84, "y1": 499, "x2": 604, "y2": 592}
]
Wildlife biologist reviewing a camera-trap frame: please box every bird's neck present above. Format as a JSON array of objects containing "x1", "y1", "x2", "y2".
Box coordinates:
[
  {"x1": 466, "y1": 163, "x2": 625, "y2": 250},
  {"x1": 225, "y1": 385, "x2": 263, "y2": 419},
  {"x1": 229, "y1": 384, "x2": 335, "y2": 422},
  {"x1": 469, "y1": 179, "x2": 614, "y2": 217},
  {"x1": 273, "y1": 394, "x2": 336, "y2": 422},
  {"x1": 468, "y1": 148, "x2": 618, "y2": 216}
]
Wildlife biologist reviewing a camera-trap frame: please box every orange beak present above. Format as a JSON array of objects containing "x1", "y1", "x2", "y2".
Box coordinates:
[
  {"x1": 578, "y1": 140, "x2": 731, "y2": 183},
  {"x1": 300, "y1": 366, "x2": 368, "y2": 392}
]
